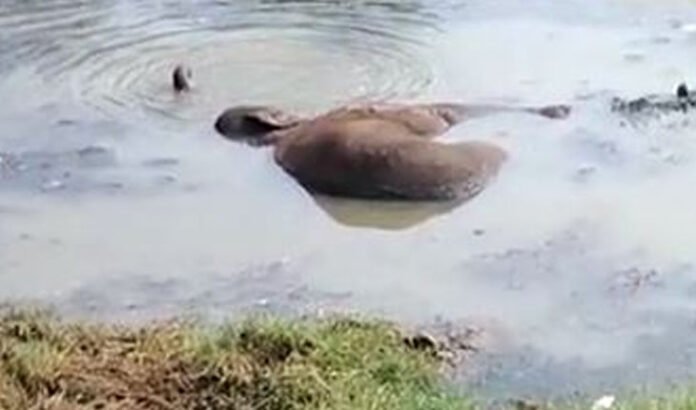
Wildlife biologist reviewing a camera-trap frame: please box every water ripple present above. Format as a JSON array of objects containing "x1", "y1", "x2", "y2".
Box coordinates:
[{"x1": 0, "y1": 0, "x2": 441, "y2": 124}]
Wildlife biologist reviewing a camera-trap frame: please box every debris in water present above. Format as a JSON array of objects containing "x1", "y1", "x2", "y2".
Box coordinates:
[
  {"x1": 591, "y1": 395, "x2": 616, "y2": 410},
  {"x1": 623, "y1": 52, "x2": 645, "y2": 63},
  {"x1": 404, "y1": 331, "x2": 439, "y2": 351},
  {"x1": 574, "y1": 164, "x2": 597, "y2": 181},
  {"x1": 512, "y1": 398, "x2": 541, "y2": 410},
  {"x1": 41, "y1": 179, "x2": 65, "y2": 191}
]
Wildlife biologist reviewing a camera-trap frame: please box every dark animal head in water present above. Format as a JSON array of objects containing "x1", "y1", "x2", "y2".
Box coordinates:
[
  {"x1": 172, "y1": 65, "x2": 192, "y2": 92},
  {"x1": 535, "y1": 104, "x2": 572, "y2": 119},
  {"x1": 611, "y1": 82, "x2": 696, "y2": 116},
  {"x1": 677, "y1": 83, "x2": 689, "y2": 99},
  {"x1": 214, "y1": 106, "x2": 302, "y2": 146}
]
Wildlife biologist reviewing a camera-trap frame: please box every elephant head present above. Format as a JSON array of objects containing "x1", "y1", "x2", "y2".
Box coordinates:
[{"x1": 214, "y1": 106, "x2": 303, "y2": 146}]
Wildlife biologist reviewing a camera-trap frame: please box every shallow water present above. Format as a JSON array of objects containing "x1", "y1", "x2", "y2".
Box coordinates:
[{"x1": 3, "y1": 0, "x2": 696, "y2": 399}]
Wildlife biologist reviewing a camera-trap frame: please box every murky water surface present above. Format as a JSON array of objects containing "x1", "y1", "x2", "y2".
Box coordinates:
[{"x1": 3, "y1": 0, "x2": 696, "y2": 399}]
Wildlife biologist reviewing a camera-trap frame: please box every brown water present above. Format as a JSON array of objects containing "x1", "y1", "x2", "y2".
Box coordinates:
[{"x1": 3, "y1": 0, "x2": 696, "y2": 399}]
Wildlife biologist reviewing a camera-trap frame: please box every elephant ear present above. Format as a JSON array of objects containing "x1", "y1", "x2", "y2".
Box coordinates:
[
  {"x1": 215, "y1": 106, "x2": 302, "y2": 144},
  {"x1": 249, "y1": 108, "x2": 302, "y2": 129}
]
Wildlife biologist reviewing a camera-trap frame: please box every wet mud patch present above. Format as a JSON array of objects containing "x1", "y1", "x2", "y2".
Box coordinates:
[
  {"x1": 0, "y1": 107, "x2": 208, "y2": 197},
  {"x1": 51, "y1": 260, "x2": 354, "y2": 323},
  {"x1": 0, "y1": 143, "x2": 197, "y2": 196},
  {"x1": 469, "y1": 310, "x2": 696, "y2": 401},
  {"x1": 454, "y1": 225, "x2": 696, "y2": 398},
  {"x1": 0, "y1": 145, "x2": 119, "y2": 194}
]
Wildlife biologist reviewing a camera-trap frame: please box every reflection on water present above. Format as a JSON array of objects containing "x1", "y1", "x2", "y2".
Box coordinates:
[
  {"x1": 312, "y1": 194, "x2": 461, "y2": 230},
  {"x1": 4, "y1": 0, "x2": 696, "y2": 399}
]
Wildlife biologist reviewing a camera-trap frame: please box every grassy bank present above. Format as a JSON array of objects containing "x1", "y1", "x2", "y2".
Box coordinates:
[
  {"x1": 0, "y1": 310, "x2": 469, "y2": 410},
  {"x1": 4, "y1": 310, "x2": 696, "y2": 410}
]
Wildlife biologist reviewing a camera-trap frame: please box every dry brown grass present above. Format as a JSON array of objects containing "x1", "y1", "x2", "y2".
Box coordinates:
[{"x1": 0, "y1": 310, "x2": 468, "y2": 410}]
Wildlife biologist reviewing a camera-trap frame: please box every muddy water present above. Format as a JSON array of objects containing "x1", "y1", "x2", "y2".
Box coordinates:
[{"x1": 3, "y1": 0, "x2": 696, "y2": 399}]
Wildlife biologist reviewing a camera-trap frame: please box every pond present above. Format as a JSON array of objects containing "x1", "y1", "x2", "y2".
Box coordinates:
[{"x1": 2, "y1": 0, "x2": 696, "y2": 398}]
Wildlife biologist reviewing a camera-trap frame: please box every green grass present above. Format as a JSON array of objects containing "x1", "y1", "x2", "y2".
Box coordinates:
[
  {"x1": 0, "y1": 309, "x2": 471, "y2": 410},
  {"x1": 5, "y1": 309, "x2": 696, "y2": 410}
]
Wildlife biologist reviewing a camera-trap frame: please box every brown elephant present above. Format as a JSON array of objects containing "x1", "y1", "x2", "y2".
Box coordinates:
[
  {"x1": 170, "y1": 64, "x2": 569, "y2": 201},
  {"x1": 213, "y1": 102, "x2": 570, "y2": 201}
]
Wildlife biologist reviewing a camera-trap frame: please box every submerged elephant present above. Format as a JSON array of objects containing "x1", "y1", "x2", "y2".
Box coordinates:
[
  {"x1": 173, "y1": 65, "x2": 570, "y2": 201},
  {"x1": 213, "y1": 102, "x2": 570, "y2": 201}
]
